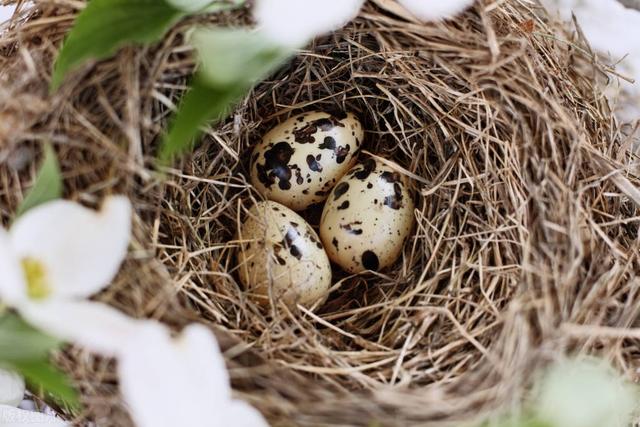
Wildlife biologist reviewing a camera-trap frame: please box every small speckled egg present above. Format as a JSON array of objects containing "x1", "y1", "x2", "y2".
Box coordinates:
[
  {"x1": 250, "y1": 111, "x2": 364, "y2": 211},
  {"x1": 319, "y1": 158, "x2": 415, "y2": 273},
  {"x1": 236, "y1": 201, "x2": 332, "y2": 308}
]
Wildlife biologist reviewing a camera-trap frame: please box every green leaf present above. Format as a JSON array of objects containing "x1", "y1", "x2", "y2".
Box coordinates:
[
  {"x1": 0, "y1": 313, "x2": 78, "y2": 408},
  {"x1": 194, "y1": 28, "x2": 291, "y2": 88},
  {"x1": 12, "y1": 359, "x2": 79, "y2": 408},
  {"x1": 159, "y1": 28, "x2": 292, "y2": 161},
  {"x1": 0, "y1": 313, "x2": 61, "y2": 362},
  {"x1": 51, "y1": 0, "x2": 184, "y2": 90},
  {"x1": 160, "y1": 76, "x2": 246, "y2": 161},
  {"x1": 477, "y1": 416, "x2": 551, "y2": 427},
  {"x1": 16, "y1": 144, "x2": 63, "y2": 217},
  {"x1": 167, "y1": 0, "x2": 246, "y2": 13}
]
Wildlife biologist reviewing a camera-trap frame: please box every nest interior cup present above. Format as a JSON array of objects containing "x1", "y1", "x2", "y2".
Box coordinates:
[{"x1": 1, "y1": 1, "x2": 639, "y2": 426}]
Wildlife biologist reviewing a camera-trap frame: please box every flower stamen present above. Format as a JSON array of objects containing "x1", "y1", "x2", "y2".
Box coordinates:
[{"x1": 21, "y1": 258, "x2": 51, "y2": 300}]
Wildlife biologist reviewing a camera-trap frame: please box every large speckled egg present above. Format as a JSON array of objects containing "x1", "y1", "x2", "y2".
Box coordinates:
[
  {"x1": 319, "y1": 158, "x2": 415, "y2": 273},
  {"x1": 236, "y1": 201, "x2": 332, "y2": 308},
  {"x1": 250, "y1": 111, "x2": 364, "y2": 211}
]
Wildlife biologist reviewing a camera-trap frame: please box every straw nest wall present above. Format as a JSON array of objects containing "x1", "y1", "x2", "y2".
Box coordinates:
[{"x1": 2, "y1": 1, "x2": 640, "y2": 426}]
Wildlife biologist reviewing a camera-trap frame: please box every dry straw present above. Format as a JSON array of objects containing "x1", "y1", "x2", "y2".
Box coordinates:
[{"x1": 2, "y1": 0, "x2": 640, "y2": 426}]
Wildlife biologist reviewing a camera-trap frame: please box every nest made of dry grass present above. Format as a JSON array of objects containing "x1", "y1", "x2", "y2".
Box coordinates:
[{"x1": 2, "y1": 0, "x2": 640, "y2": 426}]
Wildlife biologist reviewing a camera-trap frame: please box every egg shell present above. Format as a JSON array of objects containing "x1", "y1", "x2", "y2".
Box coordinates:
[
  {"x1": 236, "y1": 201, "x2": 332, "y2": 308},
  {"x1": 319, "y1": 158, "x2": 415, "y2": 273},
  {"x1": 250, "y1": 111, "x2": 364, "y2": 211}
]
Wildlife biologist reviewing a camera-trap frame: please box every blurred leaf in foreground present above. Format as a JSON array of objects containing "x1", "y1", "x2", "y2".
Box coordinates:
[
  {"x1": 160, "y1": 28, "x2": 292, "y2": 162},
  {"x1": 50, "y1": 0, "x2": 250, "y2": 91},
  {"x1": 475, "y1": 357, "x2": 638, "y2": 427},
  {"x1": 51, "y1": 0, "x2": 184, "y2": 90},
  {"x1": 168, "y1": 0, "x2": 246, "y2": 13},
  {"x1": 478, "y1": 417, "x2": 551, "y2": 427},
  {"x1": 12, "y1": 359, "x2": 79, "y2": 409},
  {"x1": 534, "y1": 357, "x2": 637, "y2": 427},
  {"x1": 0, "y1": 313, "x2": 60, "y2": 362},
  {"x1": 15, "y1": 144, "x2": 62, "y2": 218},
  {"x1": 0, "y1": 313, "x2": 79, "y2": 408}
]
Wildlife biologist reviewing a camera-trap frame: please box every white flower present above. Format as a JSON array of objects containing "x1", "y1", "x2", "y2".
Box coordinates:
[
  {"x1": 396, "y1": 0, "x2": 475, "y2": 21},
  {"x1": 253, "y1": 0, "x2": 364, "y2": 47},
  {"x1": 253, "y1": 0, "x2": 475, "y2": 47},
  {"x1": 0, "y1": 405, "x2": 69, "y2": 426},
  {"x1": 0, "y1": 368, "x2": 68, "y2": 426},
  {"x1": 119, "y1": 321, "x2": 267, "y2": 427},
  {"x1": 0, "y1": 196, "x2": 135, "y2": 356},
  {"x1": 535, "y1": 358, "x2": 637, "y2": 427},
  {"x1": 0, "y1": 367, "x2": 24, "y2": 407}
]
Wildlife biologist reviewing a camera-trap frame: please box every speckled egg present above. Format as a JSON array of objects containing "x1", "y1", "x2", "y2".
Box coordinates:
[
  {"x1": 236, "y1": 201, "x2": 332, "y2": 308},
  {"x1": 250, "y1": 111, "x2": 364, "y2": 211},
  {"x1": 319, "y1": 158, "x2": 415, "y2": 273}
]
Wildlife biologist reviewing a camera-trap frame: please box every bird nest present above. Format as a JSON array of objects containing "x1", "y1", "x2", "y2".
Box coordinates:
[{"x1": 2, "y1": 1, "x2": 640, "y2": 426}]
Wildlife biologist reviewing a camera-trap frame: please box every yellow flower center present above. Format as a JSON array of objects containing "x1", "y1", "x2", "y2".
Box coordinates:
[{"x1": 21, "y1": 258, "x2": 51, "y2": 300}]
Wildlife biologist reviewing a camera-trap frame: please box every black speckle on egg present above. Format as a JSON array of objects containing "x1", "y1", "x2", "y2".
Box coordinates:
[
  {"x1": 319, "y1": 136, "x2": 336, "y2": 150},
  {"x1": 294, "y1": 167, "x2": 304, "y2": 185},
  {"x1": 279, "y1": 227, "x2": 303, "y2": 260},
  {"x1": 292, "y1": 116, "x2": 345, "y2": 144},
  {"x1": 337, "y1": 200, "x2": 350, "y2": 210},
  {"x1": 340, "y1": 222, "x2": 363, "y2": 235},
  {"x1": 353, "y1": 158, "x2": 376, "y2": 180},
  {"x1": 332, "y1": 237, "x2": 339, "y2": 250},
  {"x1": 335, "y1": 144, "x2": 350, "y2": 164},
  {"x1": 381, "y1": 171, "x2": 401, "y2": 183},
  {"x1": 290, "y1": 245, "x2": 302, "y2": 259},
  {"x1": 362, "y1": 250, "x2": 379, "y2": 270},
  {"x1": 319, "y1": 135, "x2": 350, "y2": 164},
  {"x1": 256, "y1": 141, "x2": 295, "y2": 190},
  {"x1": 383, "y1": 182, "x2": 404, "y2": 210},
  {"x1": 306, "y1": 154, "x2": 323, "y2": 172},
  {"x1": 333, "y1": 182, "x2": 349, "y2": 200},
  {"x1": 367, "y1": 182, "x2": 373, "y2": 189}
]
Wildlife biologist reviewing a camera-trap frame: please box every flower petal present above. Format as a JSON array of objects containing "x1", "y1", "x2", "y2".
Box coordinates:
[
  {"x1": 0, "y1": 228, "x2": 27, "y2": 306},
  {"x1": 219, "y1": 400, "x2": 269, "y2": 427},
  {"x1": 398, "y1": 0, "x2": 474, "y2": 21},
  {"x1": 253, "y1": 0, "x2": 364, "y2": 47},
  {"x1": 20, "y1": 300, "x2": 138, "y2": 357},
  {"x1": 0, "y1": 404, "x2": 69, "y2": 426},
  {"x1": 0, "y1": 368, "x2": 25, "y2": 407},
  {"x1": 118, "y1": 322, "x2": 232, "y2": 427},
  {"x1": 9, "y1": 196, "x2": 131, "y2": 299}
]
